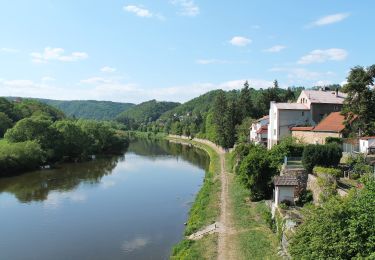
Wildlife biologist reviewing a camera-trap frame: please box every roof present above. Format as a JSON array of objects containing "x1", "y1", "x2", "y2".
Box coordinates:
[
  {"x1": 256, "y1": 125, "x2": 268, "y2": 134},
  {"x1": 360, "y1": 136, "x2": 375, "y2": 140},
  {"x1": 290, "y1": 126, "x2": 314, "y2": 131},
  {"x1": 313, "y1": 112, "x2": 346, "y2": 133},
  {"x1": 302, "y1": 90, "x2": 347, "y2": 104},
  {"x1": 274, "y1": 103, "x2": 309, "y2": 110},
  {"x1": 256, "y1": 115, "x2": 269, "y2": 122},
  {"x1": 274, "y1": 176, "x2": 298, "y2": 186}
]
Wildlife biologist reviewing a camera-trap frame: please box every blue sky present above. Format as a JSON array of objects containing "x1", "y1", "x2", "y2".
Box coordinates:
[{"x1": 0, "y1": 0, "x2": 374, "y2": 103}]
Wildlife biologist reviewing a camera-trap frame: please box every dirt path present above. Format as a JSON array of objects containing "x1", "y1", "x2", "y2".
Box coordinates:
[{"x1": 193, "y1": 140, "x2": 236, "y2": 260}]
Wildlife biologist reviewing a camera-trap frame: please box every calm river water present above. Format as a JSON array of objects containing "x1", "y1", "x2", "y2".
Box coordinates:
[{"x1": 0, "y1": 139, "x2": 209, "y2": 260}]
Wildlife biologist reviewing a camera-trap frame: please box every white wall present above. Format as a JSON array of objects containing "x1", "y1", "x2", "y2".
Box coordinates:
[
  {"x1": 275, "y1": 186, "x2": 295, "y2": 206},
  {"x1": 360, "y1": 139, "x2": 375, "y2": 153}
]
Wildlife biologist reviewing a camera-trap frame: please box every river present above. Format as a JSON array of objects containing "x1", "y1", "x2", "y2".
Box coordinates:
[{"x1": 0, "y1": 139, "x2": 209, "y2": 260}]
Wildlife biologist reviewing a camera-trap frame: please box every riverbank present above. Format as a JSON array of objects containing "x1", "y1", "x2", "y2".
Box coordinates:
[
  {"x1": 169, "y1": 137, "x2": 221, "y2": 259},
  {"x1": 169, "y1": 136, "x2": 280, "y2": 259}
]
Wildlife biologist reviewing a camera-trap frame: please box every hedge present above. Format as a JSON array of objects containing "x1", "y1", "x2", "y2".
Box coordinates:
[{"x1": 302, "y1": 143, "x2": 342, "y2": 172}]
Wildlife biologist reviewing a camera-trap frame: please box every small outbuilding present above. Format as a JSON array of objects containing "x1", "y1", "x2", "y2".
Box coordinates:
[
  {"x1": 360, "y1": 137, "x2": 375, "y2": 154},
  {"x1": 274, "y1": 176, "x2": 298, "y2": 207}
]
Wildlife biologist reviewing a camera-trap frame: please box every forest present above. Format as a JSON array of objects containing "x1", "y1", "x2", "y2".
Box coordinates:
[{"x1": 0, "y1": 98, "x2": 128, "y2": 176}]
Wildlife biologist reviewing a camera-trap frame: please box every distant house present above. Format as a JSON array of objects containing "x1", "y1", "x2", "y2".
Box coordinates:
[
  {"x1": 267, "y1": 102, "x2": 312, "y2": 149},
  {"x1": 359, "y1": 137, "x2": 375, "y2": 154},
  {"x1": 291, "y1": 112, "x2": 349, "y2": 144},
  {"x1": 297, "y1": 89, "x2": 346, "y2": 124},
  {"x1": 274, "y1": 176, "x2": 298, "y2": 207},
  {"x1": 267, "y1": 89, "x2": 347, "y2": 149},
  {"x1": 250, "y1": 115, "x2": 269, "y2": 146}
]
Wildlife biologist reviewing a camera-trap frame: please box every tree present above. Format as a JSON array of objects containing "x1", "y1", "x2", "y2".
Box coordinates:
[
  {"x1": 273, "y1": 79, "x2": 279, "y2": 88},
  {"x1": 342, "y1": 65, "x2": 375, "y2": 136},
  {"x1": 0, "y1": 112, "x2": 13, "y2": 137},
  {"x1": 237, "y1": 145, "x2": 277, "y2": 200},
  {"x1": 212, "y1": 90, "x2": 228, "y2": 147},
  {"x1": 290, "y1": 176, "x2": 375, "y2": 259},
  {"x1": 53, "y1": 120, "x2": 91, "y2": 160},
  {"x1": 238, "y1": 81, "x2": 254, "y2": 120},
  {"x1": 4, "y1": 118, "x2": 63, "y2": 161}
]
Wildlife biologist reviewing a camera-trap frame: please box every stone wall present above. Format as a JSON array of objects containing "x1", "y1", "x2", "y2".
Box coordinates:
[{"x1": 292, "y1": 131, "x2": 341, "y2": 145}]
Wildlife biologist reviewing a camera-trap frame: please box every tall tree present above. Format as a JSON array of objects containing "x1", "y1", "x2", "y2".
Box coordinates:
[
  {"x1": 342, "y1": 65, "x2": 375, "y2": 136},
  {"x1": 212, "y1": 90, "x2": 228, "y2": 147},
  {"x1": 238, "y1": 81, "x2": 254, "y2": 120},
  {"x1": 273, "y1": 79, "x2": 279, "y2": 88}
]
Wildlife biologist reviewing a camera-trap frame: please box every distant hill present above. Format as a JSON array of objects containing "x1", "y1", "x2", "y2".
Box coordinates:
[
  {"x1": 5, "y1": 97, "x2": 134, "y2": 120},
  {"x1": 116, "y1": 100, "x2": 180, "y2": 125},
  {"x1": 159, "y1": 89, "x2": 235, "y2": 120}
]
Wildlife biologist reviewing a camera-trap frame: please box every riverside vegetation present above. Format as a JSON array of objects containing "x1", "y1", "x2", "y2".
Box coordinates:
[{"x1": 0, "y1": 98, "x2": 128, "y2": 176}]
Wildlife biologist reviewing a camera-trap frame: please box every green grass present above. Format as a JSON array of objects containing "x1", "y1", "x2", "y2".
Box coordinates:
[
  {"x1": 169, "y1": 138, "x2": 221, "y2": 260},
  {"x1": 226, "y1": 152, "x2": 280, "y2": 260}
]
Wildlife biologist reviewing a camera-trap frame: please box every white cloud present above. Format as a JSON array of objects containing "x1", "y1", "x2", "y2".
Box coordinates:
[
  {"x1": 80, "y1": 77, "x2": 114, "y2": 85},
  {"x1": 270, "y1": 67, "x2": 335, "y2": 80},
  {"x1": 264, "y1": 45, "x2": 286, "y2": 53},
  {"x1": 298, "y1": 48, "x2": 348, "y2": 64},
  {"x1": 124, "y1": 5, "x2": 153, "y2": 17},
  {"x1": 310, "y1": 13, "x2": 350, "y2": 27},
  {"x1": 314, "y1": 80, "x2": 332, "y2": 86},
  {"x1": 252, "y1": 25, "x2": 261, "y2": 30},
  {"x1": 122, "y1": 237, "x2": 149, "y2": 252},
  {"x1": 0, "y1": 77, "x2": 275, "y2": 103},
  {"x1": 31, "y1": 47, "x2": 88, "y2": 63},
  {"x1": 0, "y1": 47, "x2": 20, "y2": 53},
  {"x1": 171, "y1": 0, "x2": 199, "y2": 16},
  {"x1": 196, "y1": 59, "x2": 228, "y2": 65},
  {"x1": 230, "y1": 36, "x2": 252, "y2": 47},
  {"x1": 101, "y1": 66, "x2": 116, "y2": 73},
  {"x1": 41, "y1": 76, "x2": 55, "y2": 82}
]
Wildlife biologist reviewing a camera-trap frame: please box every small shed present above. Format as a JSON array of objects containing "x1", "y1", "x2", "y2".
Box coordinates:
[
  {"x1": 274, "y1": 176, "x2": 298, "y2": 207},
  {"x1": 360, "y1": 137, "x2": 375, "y2": 154}
]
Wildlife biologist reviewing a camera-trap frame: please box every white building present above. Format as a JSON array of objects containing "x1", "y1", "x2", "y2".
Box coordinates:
[
  {"x1": 267, "y1": 89, "x2": 347, "y2": 149},
  {"x1": 359, "y1": 137, "x2": 375, "y2": 154},
  {"x1": 267, "y1": 102, "x2": 312, "y2": 149},
  {"x1": 250, "y1": 115, "x2": 269, "y2": 146},
  {"x1": 274, "y1": 176, "x2": 298, "y2": 207}
]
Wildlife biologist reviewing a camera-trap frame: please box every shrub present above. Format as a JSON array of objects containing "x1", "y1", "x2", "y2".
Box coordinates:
[
  {"x1": 325, "y1": 137, "x2": 343, "y2": 145},
  {"x1": 313, "y1": 166, "x2": 342, "y2": 178},
  {"x1": 237, "y1": 145, "x2": 277, "y2": 200},
  {"x1": 302, "y1": 143, "x2": 342, "y2": 172},
  {"x1": 296, "y1": 190, "x2": 313, "y2": 206},
  {"x1": 0, "y1": 141, "x2": 45, "y2": 175},
  {"x1": 269, "y1": 136, "x2": 304, "y2": 169}
]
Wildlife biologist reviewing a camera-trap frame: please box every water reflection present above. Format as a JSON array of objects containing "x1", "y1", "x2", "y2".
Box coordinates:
[
  {"x1": 0, "y1": 156, "x2": 121, "y2": 203},
  {"x1": 0, "y1": 139, "x2": 209, "y2": 204}
]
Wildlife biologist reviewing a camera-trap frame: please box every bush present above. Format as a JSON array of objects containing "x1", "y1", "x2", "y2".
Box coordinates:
[
  {"x1": 313, "y1": 166, "x2": 342, "y2": 178},
  {"x1": 296, "y1": 190, "x2": 313, "y2": 206},
  {"x1": 237, "y1": 145, "x2": 277, "y2": 200},
  {"x1": 0, "y1": 141, "x2": 45, "y2": 175},
  {"x1": 269, "y1": 137, "x2": 304, "y2": 169},
  {"x1": 325, "y1": 137, "x2": 343, "y2": 145},
  {"x1": 302, "y1": 143, "x2": 342, "y2": 172}
]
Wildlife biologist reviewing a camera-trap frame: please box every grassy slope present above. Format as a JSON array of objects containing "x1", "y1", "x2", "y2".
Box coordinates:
[
  {"x1": 225, "y1": 153, "x2": 280, "y2": 260},
  {"x1": 169, "y1": 138, "x2": 221, "y2": 260}
]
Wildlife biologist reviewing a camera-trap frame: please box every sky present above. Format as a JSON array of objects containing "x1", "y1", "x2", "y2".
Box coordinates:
[{"x1": 0, "y1": 0, "x2": 374, "y2": 104}]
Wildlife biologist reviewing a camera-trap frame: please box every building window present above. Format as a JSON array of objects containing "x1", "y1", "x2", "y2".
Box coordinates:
[
  {"x1": 302, "y1": 111, "x2": 304, "y2": 116},
  {"x1": 274, "y1": 129, "x2": 276, "y2": 135}
]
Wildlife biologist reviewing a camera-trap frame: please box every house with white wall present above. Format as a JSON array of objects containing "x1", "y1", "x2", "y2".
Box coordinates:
[
  {"x1": 267, "y1": 89, "x2": 348, "y2": 149},
  {"x1": 359, "y1": 137, "x2": 375, "y2": 154},
  {"x1": 274, "y1": 176, "x2": 298, "y2": 207},
  {"x1": 250, "y1": 115, "x2": 269, "y2": 146},
  {"x1": 267, "y1": 102, "x2": 312, "y2": 149}
]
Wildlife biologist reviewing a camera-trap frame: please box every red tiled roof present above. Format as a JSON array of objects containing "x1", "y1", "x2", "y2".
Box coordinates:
[
  {"x1": 256, "y1": 125, "x2": 268, "y2": 134},
  {"x1": 360, "y1": 136, "x2": 375, "y2": 140},
  {"x1": 290, "y1": 126, "x2": 314, "y2": 131},
  {"x1": 313, "y1": 112, "x2": 346, "y2": 133}
]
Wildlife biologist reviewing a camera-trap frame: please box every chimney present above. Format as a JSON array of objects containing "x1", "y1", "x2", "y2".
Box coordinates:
[{"x1": 335, "y1": 88, "x2": 338, "y2": 97}]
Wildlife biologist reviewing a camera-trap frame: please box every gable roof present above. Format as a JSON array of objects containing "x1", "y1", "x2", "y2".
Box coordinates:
[
  {"x1": 274, "y1": 103, "x2": 309, "y2": 110},
  {"x1": 313, "y1": 112, "x2": 346, "y2": 133},
  {"x1": 302, "y1": 90, "x2": 347, "y2": 104},
  {"x1": 274, "y1": 176, "x2": 298, "y2": 186},
  {"x1": 360, "y1": 136, "x2": 375, "y2": 140},
  {"x1": 256, "y1": 125, "x2": 268, "y2": 134}
]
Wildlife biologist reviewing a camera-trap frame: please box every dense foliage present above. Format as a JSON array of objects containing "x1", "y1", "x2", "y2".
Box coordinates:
[
  {"x1": 0, "y1": 99, "x2": 129, "y2": 176},
  {"x1": 38, "y1": 99, "x2": 135, "y2": 120},
  {"x1": 302, "y1": 143, "x2": 342, "y2": 172},
  {"x1": 0, "y1": 141, "x2": 45, "y2": 175},
  {"x1": 342, "y1": 64, "x2": 375, "y2": 136},
  {"x1": 116, "y1": 100, "x2": 180, "y2": 130},
  {"x1": 290, "y1": 176, "x2": 375, "y2": 259}
]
